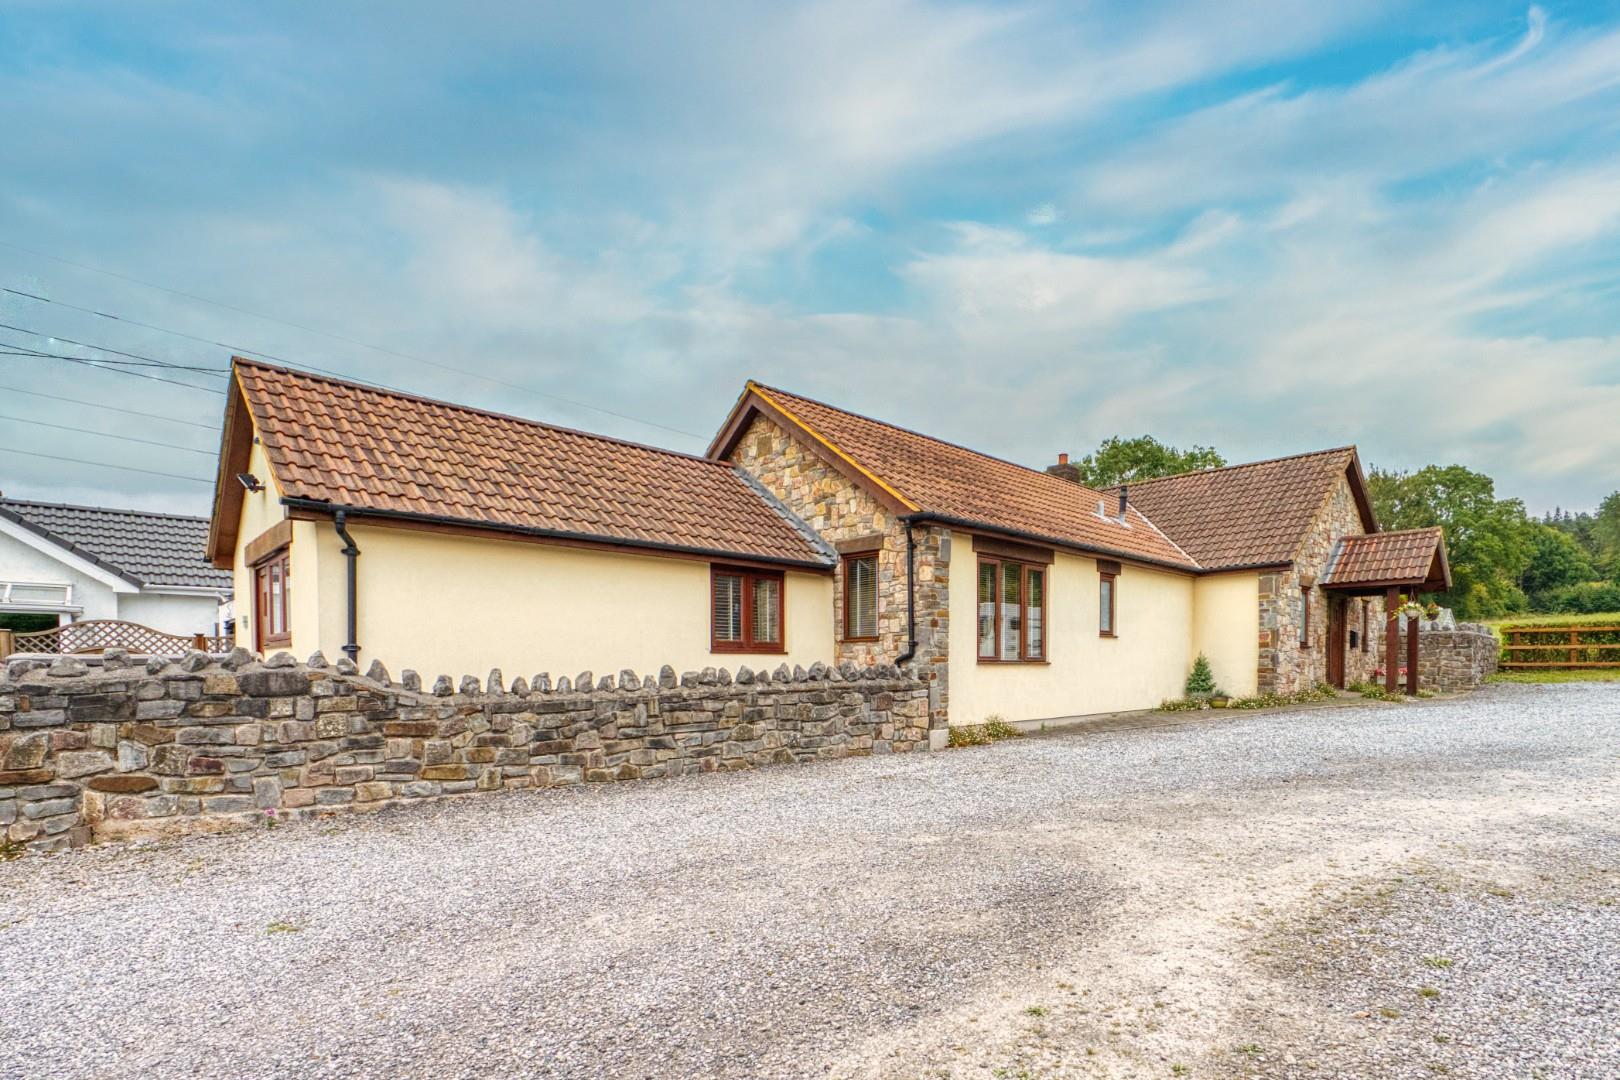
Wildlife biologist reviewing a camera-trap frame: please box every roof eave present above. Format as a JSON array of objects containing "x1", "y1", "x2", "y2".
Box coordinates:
[
  {"x1": 0, "y1": 504, "x2": 144, "y2": 590},
  {"x1": 205, "y1": 365, "x2": 255, "y2": 567}
]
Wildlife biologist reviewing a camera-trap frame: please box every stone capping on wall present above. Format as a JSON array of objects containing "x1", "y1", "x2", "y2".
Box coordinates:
[
  {"x1": 0, "y1": 648, "x2": 931, "y2": 855},
  {"x1": 1375, "y1": 621, "x2": 1500, "y2": 693}
]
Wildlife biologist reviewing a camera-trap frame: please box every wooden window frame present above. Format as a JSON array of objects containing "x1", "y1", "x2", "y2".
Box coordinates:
[
  {"x1": 253, "y1": 548, "x2": 291, "y2": 650},
  {"x1": 975, "y1": 556, "x2": 1049, "y2": 665},
  {"x1": 1360, "y1": 599, "x2": 1370, "y2": 653},
  {"x1": 1098, "y1": 571, "x2": 1118, "y2": 639},
  {"x1": 841, "y1": 552, "x2": 879, "y2": 643},
  {"x1": 1298, "y1": 585, "x2": 1311, "y2": 648},
  {"x1": 710, "y1": 565, "x2": 787, "y2": 655}
]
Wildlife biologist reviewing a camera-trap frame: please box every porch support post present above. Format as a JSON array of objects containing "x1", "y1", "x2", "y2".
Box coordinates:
[
  {"x1": 1406, "y1": 605, "x2": 1420, "y2": 696},
  {"x1": 1384, "y1": 587, "x2": 1400, "y2": 694}
]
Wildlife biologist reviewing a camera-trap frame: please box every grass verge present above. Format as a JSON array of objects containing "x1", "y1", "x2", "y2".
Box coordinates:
[{"x1": 1487, "y1": 668, "x2": 1620, "y2": 684}]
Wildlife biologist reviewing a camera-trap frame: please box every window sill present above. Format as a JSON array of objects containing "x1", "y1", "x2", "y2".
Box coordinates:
[
  {"x1": 841, "y1": 636, "x2": 880, "y2": 644},
  {"x1": 975, "y1": 658, "x2": 1051, "y2": 666},
  {"x1": 711, "y1": 645, "x2": 787, "y2": 655},
  {"x1": 1099, "y1": 632, "x2": 1117, "y2": 639}
]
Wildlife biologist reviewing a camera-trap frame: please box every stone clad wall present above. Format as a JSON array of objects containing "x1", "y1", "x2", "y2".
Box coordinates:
[
  {"x1": 1260, "y1": 474, "x2": 1383, "y2": 694},
  {"x1": 726, "y1": 413, "x2": 952, "y2": 729},
  {"x1": 1375, "y1": 623, "x2": 1499, "y2": 692},
  {"x1": 0, "y1": 649, "x2": 930, "y2": 854}
]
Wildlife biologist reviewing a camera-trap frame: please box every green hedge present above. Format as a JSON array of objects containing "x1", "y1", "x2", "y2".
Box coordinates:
[{"x1": 1498, "y1": 618, "x2": 1620, "y2": 667}]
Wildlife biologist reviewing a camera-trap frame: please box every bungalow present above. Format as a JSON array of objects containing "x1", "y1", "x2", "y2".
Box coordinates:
[
  {"x1": 0, "y1": 497, "x2": 231, "y2": 640},
  {"x1": 207, "y1": 360, "x2": 1449, "y2": 729}
]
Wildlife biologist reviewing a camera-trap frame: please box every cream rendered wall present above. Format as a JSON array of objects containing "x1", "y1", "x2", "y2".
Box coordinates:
[
  {"x1": 948, "y1": 533, "x2": 1196, "y2": 725},
  {"x1": 299, "y1": 521, "x2": 836, "y2": 680},
  {"x1": 1191, "y1": 572, "x2": 1260, "y2": 699},
  {"x1": 230, "y1": 439, "x2": 294, "y2": 651}
]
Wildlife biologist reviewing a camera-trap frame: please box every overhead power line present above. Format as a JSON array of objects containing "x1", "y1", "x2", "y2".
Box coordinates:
[
  {"x1": 0, "y1": 412, "x2": 216, "y2": 455},
  {"x1": 0, "y1": 319, "x2": 227, "y2": 374},
  {"x1": 0, "y1": 252, "x2": 704, "y2": 440},
  {"x1": 0, "y1": 383, "x2": 218, "y2": 430},
  {"x1": 4, "y1": 286, "x2": 385, "y2": 386},
  {"x1": 0, "y1": 445, "x2": 214, "y2": 484},
  {"x1": 0, "y1": 342, "x2": 226, "y2": 395}
]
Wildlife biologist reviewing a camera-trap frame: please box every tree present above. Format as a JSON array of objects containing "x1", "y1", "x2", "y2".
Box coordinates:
[
  {"x1": 1521, "y1": 523, "x2": 1595, "y2": 603},
  {"x1": 1367, "y1": 465, "x2": 1535, "y2": 619},
  {"x1": 1071, "y1": 436, "x2": 1225, "y2": 488},
  {"x1": 1594, "y1": 491, "x2": 1620, "y2": 578}
]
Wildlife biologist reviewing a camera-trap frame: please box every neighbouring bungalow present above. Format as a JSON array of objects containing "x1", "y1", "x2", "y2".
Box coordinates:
[
  {"x1": 206, "y1": 360, "x2": 1450, "y2": 731},
  {"x1": 0, "y1": 497, "x2": 231, "y2": 640}
]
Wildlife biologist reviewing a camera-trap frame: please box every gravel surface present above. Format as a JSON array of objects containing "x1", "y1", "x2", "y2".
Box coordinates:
[{"x1": 1, "y1": 682, "x2": 1616, "y2": 1079}]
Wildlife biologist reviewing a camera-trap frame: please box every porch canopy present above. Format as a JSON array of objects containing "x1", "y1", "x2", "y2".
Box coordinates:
[
  {"x1": 1320, "y1": 527, "x2": 1451, "y2": 692},
  {"x1": 1320, "y1": 527, "x2": 1451, "y2": 596}
]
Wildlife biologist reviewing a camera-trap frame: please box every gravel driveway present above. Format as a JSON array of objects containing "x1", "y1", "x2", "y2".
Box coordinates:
[{"x1": 2, "y1": 683, "x2": 1616, "y2": 1079}]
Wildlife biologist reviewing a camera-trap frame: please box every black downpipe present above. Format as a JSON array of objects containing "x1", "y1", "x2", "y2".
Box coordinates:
[
  {"x1": 896, "y1": 519, "x2": 918, "y2": 666},
  {"x1": 333, "y1": 510, "x2": 360, "y2": 663}
]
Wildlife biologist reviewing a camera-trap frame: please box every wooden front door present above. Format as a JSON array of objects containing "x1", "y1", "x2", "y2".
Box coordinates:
[{"x1": 1326, "y1": 597, "x2": 1347, "y2": 688}]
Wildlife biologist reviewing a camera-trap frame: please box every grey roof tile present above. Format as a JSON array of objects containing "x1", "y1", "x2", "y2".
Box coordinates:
[{"x1": 0, "y1": 499, "x2": 231, "y2": 591}]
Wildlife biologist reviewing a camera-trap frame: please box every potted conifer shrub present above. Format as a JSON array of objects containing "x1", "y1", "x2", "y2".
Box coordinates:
[{"x1": 1186, "y1": 653, "x2": 1221, "y2": 705}]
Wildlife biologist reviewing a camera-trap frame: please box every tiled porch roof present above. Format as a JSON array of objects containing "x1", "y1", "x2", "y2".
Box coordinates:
[{"x1": 1322, "y1": 527, "x2": 1450, "y2": 590}]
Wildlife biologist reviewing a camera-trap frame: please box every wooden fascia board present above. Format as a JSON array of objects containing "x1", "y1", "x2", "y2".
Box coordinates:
[
  {"x1": 206, "y1": 373, "x2": 254, "y2": 567},
  {"x1": 1344, "y1": 449, "x2": 1378, "y2": 533},
  {"x1": 1429, "y1": 534, "x2": 1453, "y2": 591},
  {"x1": 706, "y1": 382, "x2": 759, "y2": 460}
]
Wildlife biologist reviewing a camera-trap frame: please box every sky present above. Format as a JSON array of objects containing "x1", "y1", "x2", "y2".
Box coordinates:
[{"x1": 2, "y1": 1, "x2": 1619, "y2": 517}]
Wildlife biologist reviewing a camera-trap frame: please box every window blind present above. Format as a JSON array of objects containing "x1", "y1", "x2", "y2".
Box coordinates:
[
  {"x1": 846, "y1": 555, "x2": 878, "y2": 639},
  {"x1": 752, "y1": 576, "x2": 781, "y2": 644},
  {"x1": 1000, "y1": 560, "x2": 1022, "y2": 660},
  {"x1": 977, "y1": 561, "x2": 997, "y2": 658},
  {"x1": 713, "y1": 573, "x2": 743, "y2": 642},
  {"x1": 1026, "y1": 567, "x2": 1045, "y2": 659}
]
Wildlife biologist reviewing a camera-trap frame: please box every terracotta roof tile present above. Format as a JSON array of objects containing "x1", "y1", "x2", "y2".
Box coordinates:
[
  {"x1": 232, "y1": 360, "x2": 832, "y2": 567},
  {"x1": 1323, "y1": 528, "x2": 1446, "y2": 587},
  {"x1": 747, "y1": 384, "x2": 1199, "y2": 570},
  {"x1": 1105, "y1": 449, "x2": 1362, "y2": 570}
]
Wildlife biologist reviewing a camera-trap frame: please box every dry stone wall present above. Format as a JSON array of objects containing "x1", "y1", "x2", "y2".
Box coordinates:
[
  {"x1": 0, "y1": 648, "x2": 930, "y2": 854},
  {"x1": 1375, "y1": 623, "x2": 1499, "y2": 692}
]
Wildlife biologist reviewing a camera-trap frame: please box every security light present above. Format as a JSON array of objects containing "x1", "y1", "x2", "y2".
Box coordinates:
[{"x1": 236, "y1": 473, "x2": 263, "y2": 493}]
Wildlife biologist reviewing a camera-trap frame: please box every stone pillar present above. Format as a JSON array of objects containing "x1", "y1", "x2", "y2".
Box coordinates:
[{"x1": 1384, "y1": 587, "x2": 1400, "y2": 694}]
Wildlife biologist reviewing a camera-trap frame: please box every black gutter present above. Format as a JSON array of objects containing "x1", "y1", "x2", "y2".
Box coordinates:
[
  {"x1": 895, "y1": 520, "x2": 919, "y2": 666},
  {"x1": 332, "y1": 510, "x2": 360, "y2": 663},
  {"x1": 278, "y1": 498, "x2": 837, "y2": 572},
  {"x1": 901, "y1": 511, "x2": 1203, "y2": 575}
]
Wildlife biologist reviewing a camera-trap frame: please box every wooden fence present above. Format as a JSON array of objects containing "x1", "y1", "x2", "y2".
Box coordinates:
[
  {"x1": 1499, "y1": 624, "x2": 1620, "y2": 670},
  {"x1": 0, "y1": 620, "x2": 231, "y2": 659}
]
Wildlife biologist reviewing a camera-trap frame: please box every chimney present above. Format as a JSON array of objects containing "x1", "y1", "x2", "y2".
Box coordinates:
[
  {"x1": 1117, "y1": 485, "x2": 1128, "y2": 520},
  {"x1": 1046, "y1": 454, "x2": 1081, "y2": 484}
]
